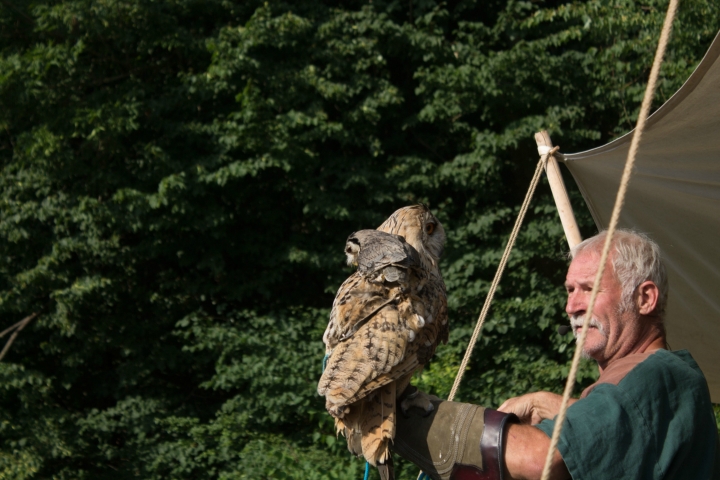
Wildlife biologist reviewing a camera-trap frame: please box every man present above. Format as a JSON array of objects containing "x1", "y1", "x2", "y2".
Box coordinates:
[{"x1": 394, "y1": 230, "x2": 719, "y2": 479}]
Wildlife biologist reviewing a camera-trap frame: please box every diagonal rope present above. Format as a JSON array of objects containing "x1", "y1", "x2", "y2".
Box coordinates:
[
  {"x1": 447, "y1": 147, "x2": 558, "y2": 402},
  {"x1": 539, "y1": 1, "x2": 679, "y2": 478}
]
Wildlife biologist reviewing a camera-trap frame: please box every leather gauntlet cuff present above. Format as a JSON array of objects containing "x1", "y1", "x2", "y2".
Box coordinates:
[{"x1": 392, "y1": 397, "x2": 518, "y2": 480}]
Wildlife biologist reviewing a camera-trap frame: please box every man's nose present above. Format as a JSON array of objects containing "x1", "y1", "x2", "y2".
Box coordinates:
[{"x1": 566, "y1": 291, "x2": 586, "y2": 316}]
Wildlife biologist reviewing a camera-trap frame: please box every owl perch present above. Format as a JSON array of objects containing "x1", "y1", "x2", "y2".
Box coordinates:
[{"x1": 318, "y1": 205, "x2": 448, "y2": 480}]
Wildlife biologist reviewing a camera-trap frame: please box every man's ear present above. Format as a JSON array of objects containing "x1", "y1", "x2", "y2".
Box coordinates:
[{"x1": 637, "y1": 280, "x2": 660, "y2": 316}]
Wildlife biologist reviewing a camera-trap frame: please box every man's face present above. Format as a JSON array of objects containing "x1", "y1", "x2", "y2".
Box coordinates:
[{"x1": 564, "y1": 249, "x2": 638, "y2": 364}]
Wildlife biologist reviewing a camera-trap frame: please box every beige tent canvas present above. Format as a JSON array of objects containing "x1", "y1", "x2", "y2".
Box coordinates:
[{"x1": 558, "y1": 31, "x2": 720, "y2": 401}]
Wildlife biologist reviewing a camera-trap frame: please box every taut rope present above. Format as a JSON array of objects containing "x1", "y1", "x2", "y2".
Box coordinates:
[
  {"x1": 539, "y1": 1, "x2": 679, "y2": 478},
  {"x1": 448, "y1": 147, "x2": 558, "y2": 402}
]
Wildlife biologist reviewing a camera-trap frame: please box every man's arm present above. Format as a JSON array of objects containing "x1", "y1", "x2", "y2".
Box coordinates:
[
  {"x1": 498, "y1": 392, "x2": 577, "y2": 425},
  {"x1": 503, "y1": 423, "x2": 570, "y2": 480},
  {"x1": 393, "y1": 391, "x2": 573, "y2": 480}
]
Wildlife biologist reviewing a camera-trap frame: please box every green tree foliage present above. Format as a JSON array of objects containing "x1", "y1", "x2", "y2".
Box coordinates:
[{"x1": 0, "y1": 0, "x2": 718, "y2": 477}]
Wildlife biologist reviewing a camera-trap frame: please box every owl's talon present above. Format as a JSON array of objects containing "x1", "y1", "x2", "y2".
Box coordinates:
[
  {"x1": 400, "y1": 389, "x2": 437, "y2": 417},
  {"x1": 327, "y1": 403, "x2": 350, "y2": 419}
]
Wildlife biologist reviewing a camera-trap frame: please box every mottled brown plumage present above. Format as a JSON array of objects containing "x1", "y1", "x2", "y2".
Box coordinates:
[{"x1": 317, "y1": 205, "x2": 448, "y2": 476}]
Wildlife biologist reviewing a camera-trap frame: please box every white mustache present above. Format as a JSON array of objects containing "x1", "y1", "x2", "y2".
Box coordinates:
[{"x1": 569, "y1": 315, "x2": 606, "y2": 338}]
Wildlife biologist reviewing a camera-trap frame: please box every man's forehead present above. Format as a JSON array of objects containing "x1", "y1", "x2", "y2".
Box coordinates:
[{"x1": 566, "y1": 250, "x2": 604, "y2": 281}]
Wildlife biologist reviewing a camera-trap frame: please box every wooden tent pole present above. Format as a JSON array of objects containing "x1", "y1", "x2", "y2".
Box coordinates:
[{"x1": 534, "y1": 131, "x2": 582, "y2": 249}]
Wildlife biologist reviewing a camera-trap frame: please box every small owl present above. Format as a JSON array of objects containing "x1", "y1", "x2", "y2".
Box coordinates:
[{"x1": 317, "y1": 205, "x2": 448, "y2": 480}]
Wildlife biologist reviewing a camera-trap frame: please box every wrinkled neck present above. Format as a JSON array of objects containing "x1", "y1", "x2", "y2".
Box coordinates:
[{"x1": 597, "y1": 320, "x2": 665, "y2": 373}]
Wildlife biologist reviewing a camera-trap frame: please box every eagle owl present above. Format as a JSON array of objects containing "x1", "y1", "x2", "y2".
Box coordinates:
[{"x1": 317, "y1": 205, "x2": 448, "y2": 479}]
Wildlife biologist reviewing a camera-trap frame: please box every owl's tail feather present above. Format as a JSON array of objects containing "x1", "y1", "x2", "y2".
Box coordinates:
[
  {"x1": 360, "y1": 381, "x2": 396, "y2": 467},
  {"x1": 318, "y1": 340, "x2": 374, "y2": 407}
]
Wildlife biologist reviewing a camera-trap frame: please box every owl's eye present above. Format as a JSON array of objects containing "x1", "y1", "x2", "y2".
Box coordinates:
[{"x1": 425, "y1": 223, "x2": 435, "y2": 235}]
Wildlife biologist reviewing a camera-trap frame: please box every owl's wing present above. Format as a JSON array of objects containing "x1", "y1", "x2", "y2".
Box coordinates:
[
  {"x1": 318, "y1": 256, "x2": 418, "y2": 404},
  {"x1": 326, "y1": 347, "x2": 421, "y2": 408},
  {"x1": 334, "y1": 271, "x2": 449, "y2": 406},
  {"x1": 321, "y1": 267, "x2": 412, "y2": 357},
  {"x1": 321, "y1": 272, "x2": 394, "y2": 348},
  {"x1": 349, "y1": 230, "x2": 420, "y2": 275},
  {"x1": 318, "y1": 271, "x2": 446, "y2": 411}
]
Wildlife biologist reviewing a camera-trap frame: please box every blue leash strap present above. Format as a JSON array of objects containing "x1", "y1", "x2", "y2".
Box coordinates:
[{"x1": 322, "y1": 353, "x2": 330, "y2": 372}]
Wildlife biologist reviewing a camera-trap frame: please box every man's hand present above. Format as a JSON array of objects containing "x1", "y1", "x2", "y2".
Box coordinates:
[{"x1": 498, "y1": 392, "x2": 576, "y2": 425}]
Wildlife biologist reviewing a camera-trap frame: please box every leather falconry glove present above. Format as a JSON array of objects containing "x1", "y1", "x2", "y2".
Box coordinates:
[{"x1": 391, "y1": 388, "x2": 518, "y2": 480}]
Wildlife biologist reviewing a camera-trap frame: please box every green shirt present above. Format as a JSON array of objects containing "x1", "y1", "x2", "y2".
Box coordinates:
[{"x1": 536, "y1": 350, "x2": 719, "y2": 479}]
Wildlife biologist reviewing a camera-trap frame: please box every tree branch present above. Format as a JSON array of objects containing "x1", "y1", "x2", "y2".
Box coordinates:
[{"x1": 0, "y1": 313, "x2": 38, "y2": 362}]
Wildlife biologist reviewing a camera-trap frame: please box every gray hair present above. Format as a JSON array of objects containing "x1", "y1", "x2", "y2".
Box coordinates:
[{"x1": 570, "y1": 229, "x2": 668, "y2": 318}]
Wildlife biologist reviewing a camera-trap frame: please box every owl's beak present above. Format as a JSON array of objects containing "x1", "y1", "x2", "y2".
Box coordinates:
[{"x1": 346, "y1": 252, "x2": 358, "y2": 266}]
